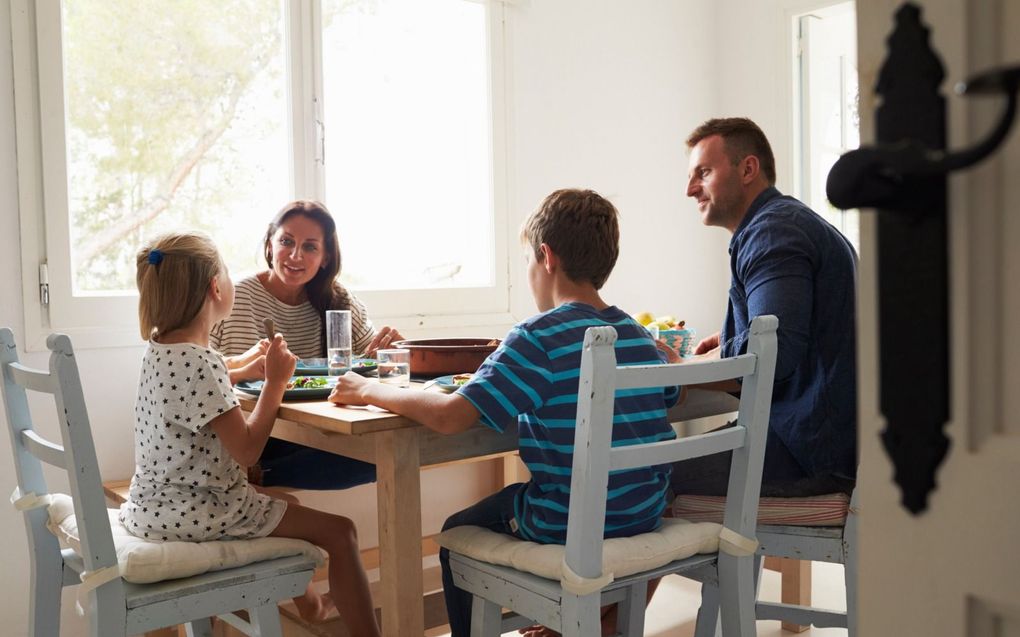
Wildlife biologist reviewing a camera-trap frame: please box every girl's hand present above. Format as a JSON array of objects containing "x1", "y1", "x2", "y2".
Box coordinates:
[
  {"x1": 328, "y1": 372, "x2": 370, "y2": 406},
  {"x1": 264, "y1": 335, "x2": 297, "y2": 385},
  {"x1": 364, "y1": 326, "x2": 404, "y2": 357}
]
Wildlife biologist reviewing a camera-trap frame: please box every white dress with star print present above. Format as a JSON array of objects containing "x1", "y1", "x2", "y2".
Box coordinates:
[{"x1": 119, "y1": 341, "x2": 287, "y2": 542}]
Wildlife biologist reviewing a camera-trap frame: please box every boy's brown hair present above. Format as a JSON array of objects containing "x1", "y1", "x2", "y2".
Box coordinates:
[
  {"x1": 135, "y1": 232, "x2": 222, "y2": 340},
  {"x1": 520, "y1": 188, "x2": 619, "y2": 290},
  {"x1": 686, "y1": 117, "x2": 777, "y2": 186}
]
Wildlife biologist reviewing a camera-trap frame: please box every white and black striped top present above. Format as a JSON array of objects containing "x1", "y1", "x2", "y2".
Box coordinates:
[{"x1": 210, "y1": 274, "x2": 375, "y2": 359}]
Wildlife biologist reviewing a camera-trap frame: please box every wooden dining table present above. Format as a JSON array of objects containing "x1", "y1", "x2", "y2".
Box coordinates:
[{"x1": 236, "y1": 384, "x2": 737, "y2": 636}]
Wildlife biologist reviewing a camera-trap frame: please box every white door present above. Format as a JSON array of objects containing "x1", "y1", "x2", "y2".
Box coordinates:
[{"x1": 856, "y1": 1, "x2": 1020, "y2": 634}]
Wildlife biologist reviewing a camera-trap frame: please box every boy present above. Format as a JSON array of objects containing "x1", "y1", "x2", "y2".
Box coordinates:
[{"x1": 329, "y1": 188, "x2": 680, "y2": 636}]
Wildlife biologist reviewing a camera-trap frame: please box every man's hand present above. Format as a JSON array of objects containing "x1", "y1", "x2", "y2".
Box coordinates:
[
  {"x1": 693, "y1": 331, "x2": 721, "y2": 355},
  {"x1": 328, "y1": 371, "x2": 371, "y2": 406}
]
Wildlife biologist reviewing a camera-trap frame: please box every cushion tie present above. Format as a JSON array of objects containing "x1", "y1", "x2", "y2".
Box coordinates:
[
  {"x1": 75, "y1": 564, "x2": 122, "y2": 616},
  {"x1": 559, "y1": 557, "x2": 614, "y2": 596},
  {"x1": 718, "y1": 526, "x2": 758, "y2": 557},
  {"x1": 10, "y1": 486, "x2": 52, "y2": 511}
]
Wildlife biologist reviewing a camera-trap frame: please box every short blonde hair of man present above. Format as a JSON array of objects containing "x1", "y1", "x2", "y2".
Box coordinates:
[
  {"x1": 520, "y1": 188, "x2": 620, "y2": 290},
  {"x1": 135, "y1": 232, "x2": 222, "y2": 340}
]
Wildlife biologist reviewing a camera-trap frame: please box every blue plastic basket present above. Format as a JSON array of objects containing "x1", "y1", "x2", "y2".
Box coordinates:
[{"x1": 660, "y1": 328, "x2": 696, "y2": 358}]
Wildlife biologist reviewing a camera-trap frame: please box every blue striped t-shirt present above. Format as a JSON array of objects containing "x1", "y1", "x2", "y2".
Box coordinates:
[{"x1": 457, "y1": 302, "x2": 679, "y2": 544}]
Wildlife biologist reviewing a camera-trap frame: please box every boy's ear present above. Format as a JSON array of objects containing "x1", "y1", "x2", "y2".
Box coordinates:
[{"x1": 539, "y1": 243, "x2": 557, "y2": 273}]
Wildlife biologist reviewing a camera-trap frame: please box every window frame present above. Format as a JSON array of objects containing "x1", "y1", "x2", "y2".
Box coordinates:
[
  {"x1": 789, "y1": 0, "x2": 860, "y2": 251},
  {"x1": 13, "y1": 0, "x2": 514, "y2": 351}
]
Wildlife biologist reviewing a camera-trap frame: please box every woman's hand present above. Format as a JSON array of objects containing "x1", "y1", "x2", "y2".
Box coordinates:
[
  {"x1": 264, "y1": 335, "x2": 297, "y2": 386},
  {"x1": 233, "y1": 355, "x2": 266, "y2": 382},
  {"x1": 364, "y1": 326, "x2": 404, "y2": 356},
  {"x1": 328, "y1": 371, "x2": 371, "y2": 406}
]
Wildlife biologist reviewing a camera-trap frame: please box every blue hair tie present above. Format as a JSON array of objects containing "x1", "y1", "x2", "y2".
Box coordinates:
[{"x1": 147, "y1": 249, "x2": 163, "y2": 265}]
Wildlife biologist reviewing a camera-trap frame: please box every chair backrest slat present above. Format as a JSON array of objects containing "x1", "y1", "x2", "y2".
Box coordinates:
[
  {"x1": 563, "y1": 316, "x2": 778, "y2": 580},
  {"x1": 7, "y1": 362, "x2": 58, "y2": 394},
  {"x1": 614, "y1": 355, "x2": 757, "y2": 389},
  {"x1": 1, "y1": 328, "x2": 120, "y2": 578},
  {"x1": 609, "y1": 426, "x2": 745, "y2": 471},
  {"x1": 21, "y1": 429, "x2": 67, "y2": 469}
]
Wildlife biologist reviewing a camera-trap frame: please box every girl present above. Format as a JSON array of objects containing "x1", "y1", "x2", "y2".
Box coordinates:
[{"x1": 121, "y1": 232, "x2": 380, "y2": 636}]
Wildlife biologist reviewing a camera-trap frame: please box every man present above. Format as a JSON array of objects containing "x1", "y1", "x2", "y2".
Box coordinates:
[{"x1": 674, "y1": 117, "x2": 857, "y2": 496}]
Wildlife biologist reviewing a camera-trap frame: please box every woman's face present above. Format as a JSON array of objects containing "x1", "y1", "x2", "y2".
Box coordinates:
[{"x1": 268, "y1": 214, "x2": 328, "y2": 289}]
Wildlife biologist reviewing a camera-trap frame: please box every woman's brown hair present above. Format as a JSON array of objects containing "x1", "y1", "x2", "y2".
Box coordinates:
[{"x1": 263, "y1": 200, "x2": 352, "y2": 350}]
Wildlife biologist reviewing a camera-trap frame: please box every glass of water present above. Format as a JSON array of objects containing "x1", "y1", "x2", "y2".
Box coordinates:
[
  {"x1": 326, "y1": 310, "x2": 352, "y2": 375},
  {"x1": 376, "y1": 348, "x2": 411, "y2": 388}
]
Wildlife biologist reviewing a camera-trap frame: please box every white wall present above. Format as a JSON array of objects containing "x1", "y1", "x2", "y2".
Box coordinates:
[{"x1": 0, "y1": 1, "x2": 741, "y2": 634}]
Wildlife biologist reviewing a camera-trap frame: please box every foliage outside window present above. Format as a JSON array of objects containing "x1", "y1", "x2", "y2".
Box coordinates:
[{"x1": 58, "y1": 0, "x2": 499, "y2": 298}]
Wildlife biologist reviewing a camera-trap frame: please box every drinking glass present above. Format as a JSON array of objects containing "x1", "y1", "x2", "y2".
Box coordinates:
[
  {"x1": 376, "y1": 348, "x2": 411, "y2": 388},
  {"x1": 326, "y1": 310, "x2": 352, "y2": 375}
]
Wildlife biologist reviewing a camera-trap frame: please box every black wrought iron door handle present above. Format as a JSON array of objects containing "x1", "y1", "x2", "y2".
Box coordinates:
[{"x1": 827, "y1": 65, "x2": 1020, "y2": 212}]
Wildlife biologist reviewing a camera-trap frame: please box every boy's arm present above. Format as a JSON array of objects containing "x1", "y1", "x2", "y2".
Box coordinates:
[{"x1": 329, "y1": 372, "x2": 480, "y2": 435}]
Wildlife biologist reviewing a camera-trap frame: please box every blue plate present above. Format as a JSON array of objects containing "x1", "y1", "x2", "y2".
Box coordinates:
[
  {"x1": 433, "y1": 374, "x2": 474, "y2": 393},
  {"x1": 235, "y1": 375, "x2": 338, "y2": 400},
  {"x1": 296, "y1": 358, "x2": 378, "y2": 376}
]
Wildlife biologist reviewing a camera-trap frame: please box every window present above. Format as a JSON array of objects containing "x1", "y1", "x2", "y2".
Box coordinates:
[
  {"x1": 793, "y1": 1, "x2": 860, "y2": 252},
  {"x1": 13, "y1": 0, "x2": 509, "y2": 349}
]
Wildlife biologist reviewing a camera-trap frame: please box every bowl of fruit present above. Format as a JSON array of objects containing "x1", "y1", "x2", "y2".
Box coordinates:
[{"x1": 634, "y1": 312, "x2": 696, "y2": 358}]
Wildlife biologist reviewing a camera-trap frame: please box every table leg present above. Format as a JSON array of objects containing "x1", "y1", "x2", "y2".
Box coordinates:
[{"x1": 376, "y1": 428, "x2": 424, "y2": 637}]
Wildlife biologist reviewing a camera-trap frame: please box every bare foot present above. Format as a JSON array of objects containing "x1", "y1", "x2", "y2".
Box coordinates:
[{"x1": 292, "y1": 587, "x2": 337, "y2": 623}]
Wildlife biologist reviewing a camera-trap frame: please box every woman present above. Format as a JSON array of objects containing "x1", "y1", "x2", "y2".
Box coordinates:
[{"x1": 211, "y1": 200, "x2": 403, "y2": 489}]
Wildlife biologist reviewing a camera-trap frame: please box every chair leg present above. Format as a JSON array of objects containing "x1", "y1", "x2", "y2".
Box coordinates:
[
  {"x1": 246, "y1": 602, "x2": 284, "y2": 637},
  {"x1": 717, "y1": 553, "x2": 756, "y2": 637},
  {"x1": 615, "y1": 580, "x2": 647, "y2": 636},
  {"x1": 694, "y1": 582, "x2": 722, "y2": 637},
  {"x1": 560, "y1": 592, "x2": 602, "y2": 637},
  {"x1": 845, "y1": 548, "x2": 858, "y2": 637},
  {"x1": 470, "y1": 595, "x2": 503, "y2": 636},
  {"x1": 28, "y1": 547, "x2": 64, "y2": 637},
  {"x1": 184, "y1": 618, "x2": 214, "y2": 637}
]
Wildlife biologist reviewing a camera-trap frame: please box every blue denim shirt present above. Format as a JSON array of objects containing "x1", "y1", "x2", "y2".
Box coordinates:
[{"x1": 721, "y1": 187, "x2": 858, "y2": 479}]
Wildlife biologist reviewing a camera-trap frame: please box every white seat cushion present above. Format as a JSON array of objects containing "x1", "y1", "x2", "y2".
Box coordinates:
[
  {"x1": 46, "y1": 494, "x2": 324, "y2": 584},
  {"x1": 437, "y1": 518, "x2": 721, "y2": 591}
]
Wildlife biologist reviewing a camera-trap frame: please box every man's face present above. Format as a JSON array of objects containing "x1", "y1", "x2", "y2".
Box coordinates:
[{"x1": 686, "y1": 135, "x2": 746, "y2": 232}]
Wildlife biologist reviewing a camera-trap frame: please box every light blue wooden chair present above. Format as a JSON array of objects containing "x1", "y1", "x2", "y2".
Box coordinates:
[
  {"x1": 1, "y1": 328, "x2": 318, "y2": 637},
  {"x1": 442, "y1": 315, "x2": 778, "y2": 637},
  {"x1": 694, "y1": 485, "x2": 859, "y2": 636}
]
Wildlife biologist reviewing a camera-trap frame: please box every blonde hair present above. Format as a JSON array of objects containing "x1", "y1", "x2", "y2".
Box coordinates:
[{"x1": 135, "y1": 232, "x2": 222, "y2": 340}]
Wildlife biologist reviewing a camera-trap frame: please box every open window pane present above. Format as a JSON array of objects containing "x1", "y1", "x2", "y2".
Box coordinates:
[
  {"x1": 321, "y1": 0, "x2": 494, "y2": 291},
  {"x1": 61, "y1": 0, "x2": 289, "y2": 294}
]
